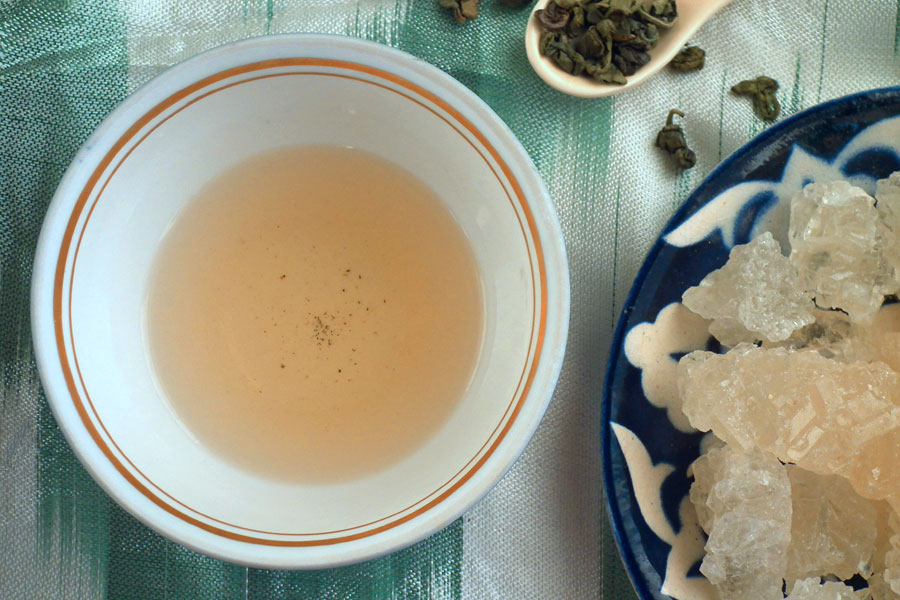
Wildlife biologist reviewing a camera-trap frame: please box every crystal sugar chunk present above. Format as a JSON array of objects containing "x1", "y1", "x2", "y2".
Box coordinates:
[
  {"x1": 689, "y1": 444, "x2": 791, "y2": 600},
  {"x1": 786, "y1": 465, "x2": 877, "y2": 583},
  {"x1": 785, "y1": 578, "x2": 869, "y2": 600},
  {"x1": 682, "y1": 232, "x2": 814, "y2": 345},
  {"x1": 789, "y1": 181, "x2": 894, "y2": 323}
]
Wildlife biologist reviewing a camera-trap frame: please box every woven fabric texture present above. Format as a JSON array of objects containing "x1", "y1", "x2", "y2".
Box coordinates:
[{"x1": 3, "y1": 0, "x2": 900, "y2": 598}]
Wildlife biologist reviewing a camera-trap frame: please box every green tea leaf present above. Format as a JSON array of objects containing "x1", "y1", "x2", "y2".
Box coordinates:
[
  {"x1": 655, "y1": 109, "x2": 696, "y2": 169},
  {"x1": 669, "y1": 45, "x2": 705, "y2": 71},
  {"x1": 731, "y1": 76, "x2": 780, "y2": 121}
]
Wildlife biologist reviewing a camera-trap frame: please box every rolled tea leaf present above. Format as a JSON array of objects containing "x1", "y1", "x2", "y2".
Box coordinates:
[
  {"x1": 627, "y1": 19, "x2": 659, "y2": 50},
  {"x1": 613, "y1": 45, "x2": 650, "y2": 76},
  {"x1": 584, "y1": 59, "x2": 626, "y2": 84},
  {"x1": 565, "y1": 5, "x2": 585, "y2": 36},
  {"x1": 640, "y1": 0, "x2": 677, "y2": 28},
  {"x1": 536, "y1": 2, "x2": 570, "y2": 31},
  {"x1": 608, "y1": 0, "x2": 642, "y2": 15},
  {"x1": 732, "y1": 76, "x2": 780, "y2": 121},
  {"x1": 576, "y1": 25, "x2": 610, "y2": 59},
  {"x1": 669, "y1": 45, "x2": 705, "y2": 71},
  {"x1": 656, "y1": 109, "x2": 696, "y2": 169},
  {"x1": 584, "y1": 2, "x2": 607, "y2": 24},
  {"x1": 541, "y1": 31, "x2": 587, "y2": 75},
  {"x1": 440, "y1": 0, "x2": 480, "y2": 23},
  {"x1": 610, "y1": 18, "x2": 638, "y2": 43}
]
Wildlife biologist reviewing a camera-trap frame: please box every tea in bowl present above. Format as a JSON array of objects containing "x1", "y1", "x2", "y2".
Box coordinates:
[{"x1": 31, "y1": 34, "x2": 569, "y2": 569}]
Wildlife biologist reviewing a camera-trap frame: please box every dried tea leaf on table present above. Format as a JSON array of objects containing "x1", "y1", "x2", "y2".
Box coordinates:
[
  {"x1": 440, "y1": 0, "x2": 480, "y2": 23},
  {"x1": 655, "y1": 109, "x2": 696, "y2": 169},
  {"x1": 732, "y1": 75, "x2": 780, "y2": 120},
  {"x1": 670, "y1": 45, "x2": 705, "y2": 71}
]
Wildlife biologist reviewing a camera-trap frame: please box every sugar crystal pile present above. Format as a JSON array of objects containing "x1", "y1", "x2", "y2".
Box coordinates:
[{"x1": 677, "y1": 175, "x2": 900, "y2": 599}]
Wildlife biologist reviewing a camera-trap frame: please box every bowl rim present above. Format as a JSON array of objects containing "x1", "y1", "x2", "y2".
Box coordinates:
[
  {"x1": 30, "y1": 33, "x2": 571, "y2": 569},
  {"x1": 600, "y1": 84, "x2": 900, "y2": 599}
]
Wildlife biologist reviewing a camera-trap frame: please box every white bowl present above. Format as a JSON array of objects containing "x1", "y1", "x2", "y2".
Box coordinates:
[{"x1": 30, "y1": 34, "x2": 570, "y2": 568}]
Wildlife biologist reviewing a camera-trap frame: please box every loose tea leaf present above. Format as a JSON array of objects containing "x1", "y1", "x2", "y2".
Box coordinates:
[
  {"x1": 440, "y1": 0, "x2": 480, "y2": 24},
  {"x1": 656, "y1": 109, "x2": 696, "y2": 169},
  {"x1": 534, "y1": 0, "x2": 678, "y2": 85},
  {"x1": 499, "y1": 0, "x2": 533, "y2": 7},
  {"x1": 565, "y1": 5, "x2": 584, "y2": 36},
  {"x1": 640, "y1": 0, "x2": 678, "y2": 28},
  {"x1": 623, "y1": 18, "x2": 659, "y2": 50},
  {"x1": 585, "y1": 60, "x2": 627, "y2": 84},
  {"x1": 732, "y1": 76, "x2": 780, "y2": 121},
  {"x1": 576, "y1": 24, "x2": 611, "y2": 60},
  {"x1": 537, "y1": 2, "x2": 570, "y2": 31},
  {"x1": 669, "y1": 45, "x2": 705, "y2": 71},
  {"x1": 540, "y1": 31, "x2": 583, "y2": 75},
  {"x1": 608, "y1": 0, "x2": 642, "y2": 14},
  {"x1": 614, "y1": 44, "x2": 650, "y2": 76}
]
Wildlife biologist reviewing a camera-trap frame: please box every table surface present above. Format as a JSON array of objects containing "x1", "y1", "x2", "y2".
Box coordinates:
[{"x1": 2, "y1": 1, "x2": 898, "y2": 598}]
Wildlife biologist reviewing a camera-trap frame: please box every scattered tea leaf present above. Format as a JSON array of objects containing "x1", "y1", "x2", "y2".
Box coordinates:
[
  {"x1": 440, "y1": 0, "x2": 480, "y2": 24},
  {"x1": 499, "y1": 0, "x2": 533, "y2": 7},
  {"x1": 732, "y1": 76, "x2": 780, "y2": 121},
  {"x1": 656, "y1": 109, "x2": 696, "y2": 169},
  {"x1": 534, "y1": 0, "x2": 678, "y2": 85},
  {"x1": 669, "y1": 45, "x2": 705, "y2": 72}
]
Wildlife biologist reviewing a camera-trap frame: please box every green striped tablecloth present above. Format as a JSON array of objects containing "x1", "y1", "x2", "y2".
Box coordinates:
[{"x1": 3, "y1": 1, "x2": 900, "y2": 597}]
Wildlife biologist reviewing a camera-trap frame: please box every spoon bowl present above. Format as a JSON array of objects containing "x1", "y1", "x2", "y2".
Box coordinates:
[{"x1": 525, "y1": 0, "x2": 734, "y2": 98}]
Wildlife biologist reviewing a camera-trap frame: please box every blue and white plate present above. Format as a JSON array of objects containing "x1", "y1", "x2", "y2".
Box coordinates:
[{"x1": 602, "y1": 87, "x2": 900, "y2": 600}]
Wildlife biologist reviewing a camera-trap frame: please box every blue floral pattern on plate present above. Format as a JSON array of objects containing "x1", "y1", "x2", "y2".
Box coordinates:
[{"x1": 602, "y1": 87, "x2": 900, "y2": 600}]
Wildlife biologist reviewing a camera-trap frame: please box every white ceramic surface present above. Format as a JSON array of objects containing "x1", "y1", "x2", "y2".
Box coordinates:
[
  {"x1": 31, "y1": 35, "x2": 570, "y2": 568},
  {"x1": 525, "y1": 0, "x2": 733, "y2": 98}
]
